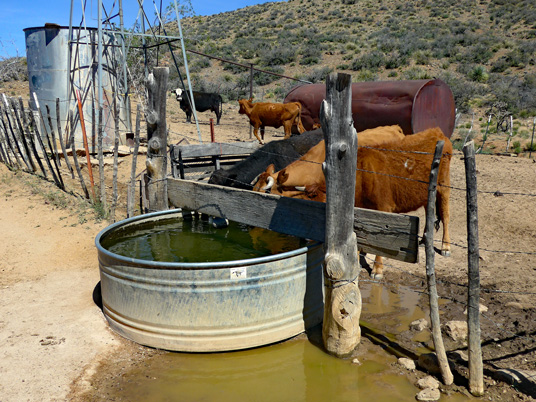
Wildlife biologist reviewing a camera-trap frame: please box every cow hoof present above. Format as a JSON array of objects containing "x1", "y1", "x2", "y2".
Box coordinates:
[
  {"x1": 370, "y1": 273, "x2": 383, "y2": 281},
  {"x1": 441, "y1": 250, "x2": 451, "y2": 257}
]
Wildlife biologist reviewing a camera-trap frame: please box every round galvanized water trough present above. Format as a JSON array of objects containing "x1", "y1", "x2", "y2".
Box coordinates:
[{"x1": 95, "y1": 209, "x2": 324, "y2": 352}]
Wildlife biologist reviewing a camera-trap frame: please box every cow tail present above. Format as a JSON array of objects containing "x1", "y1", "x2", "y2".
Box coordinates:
[
  {"x1": 219, "y1": 95, "x2": 223, "y2": 121},
  {"x1": 297, "y1": 103, "x2": 305, "y2": 133}
]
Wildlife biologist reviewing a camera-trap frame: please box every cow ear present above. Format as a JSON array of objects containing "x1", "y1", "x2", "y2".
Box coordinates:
[
  {"x1": 277, "y1": 169, "x2": 289, "y2": 184},
  {"x1": 266, "y1": 164, "x2": 275, "y2": 175}
]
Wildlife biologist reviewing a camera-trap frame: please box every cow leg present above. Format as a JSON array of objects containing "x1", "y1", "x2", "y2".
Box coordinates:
[
  {"x1": 437, "y1": 187, "x2": 451, "y2": 257},
  {"x1": 283, "y1": 121, "x2": 293, "y2": 140},
  {"x1": 253, "y1": 126, "x2": 264, "y2": 145},
  {"x1": 186, "y1": 111, "x2": 192, "y2": 123},
  {"x1": 371, "y1": 255, "x2": 384, "y2": 280}
]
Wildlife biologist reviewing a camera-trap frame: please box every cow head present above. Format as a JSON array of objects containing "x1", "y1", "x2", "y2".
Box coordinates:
[
  {"x1": 174, "y1": 88, "x2": 183, "y2": 101},
  {"x1": 252, "y1": 164, "x2": 276, "y2": 192}
]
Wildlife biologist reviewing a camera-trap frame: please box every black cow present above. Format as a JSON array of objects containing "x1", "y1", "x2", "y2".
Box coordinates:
[
  {"x1": 173, "y1": 88, "x2": 223, "y2": 125},
  {"x1": 208, "y1": 129, "x2": 324, "y2": 190}
]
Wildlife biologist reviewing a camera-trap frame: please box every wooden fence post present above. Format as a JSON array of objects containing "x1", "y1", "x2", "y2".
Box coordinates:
[
  {"x1": 464, "y1": 140, "x2": 484, "y2": 396},
  {"x1": 425, "y1": 140, "x2": 454, "y2": 385},
  {"x1": 127, "y1": 104, "x2": 142, "y2": 218},
  {"x1": 20, "y1": 97, "x2": 48, "y2": 178},
  {"x1": 146, "y1": 67, "x2": 169, "y2": 212},
  {"x1": 320, "y1": 73, "x2": 361, "y2": 357}
]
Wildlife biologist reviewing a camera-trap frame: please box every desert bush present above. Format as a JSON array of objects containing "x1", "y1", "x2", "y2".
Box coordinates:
[
  {"x1": 469, "y1": 66, "x2": 489, "y2": 83},
  {"x1": 351, "y1": 50, "x2": 385, "y2": 71}
]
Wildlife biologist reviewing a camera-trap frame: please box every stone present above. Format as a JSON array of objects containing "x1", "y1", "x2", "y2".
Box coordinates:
[
  {"x1": 398, "y1": 357, "x2": 416, "y2": 370},
  {"x1": 410, "y1": 318, "x2": 429, "y2": 332},
  {"x1": 443, "y1": 320, "x2": 468, "y2": 342},
  {"x1": 351, "y1": 358, "x2": 361, "y2": 365},
  {"x1": 464, "y1": 303, "x2": 488, "y2": 315},
  {"x1": 416, "y1": 388, "x2": 441, "y2": 401},
  {"x1": 416, "y1": 376, "x2": 441, "y2": 390},
  {"x1": 505, "y1": 302, "x2": 524, "y2": 310}
]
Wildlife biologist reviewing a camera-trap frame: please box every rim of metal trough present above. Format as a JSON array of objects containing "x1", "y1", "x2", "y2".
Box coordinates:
[{"x1": 95, "y1": 209, "x2": 321, "y2": 268}]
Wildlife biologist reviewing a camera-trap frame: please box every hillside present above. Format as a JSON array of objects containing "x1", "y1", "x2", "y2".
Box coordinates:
[
  {"x1": 162, "y1": 0, "x2": 535, "y2": 116},
  {"x1": 1, "y1": 0, "x2": 535, "y2": 153}
]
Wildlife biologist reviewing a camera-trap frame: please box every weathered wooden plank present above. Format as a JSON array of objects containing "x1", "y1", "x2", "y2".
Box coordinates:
[
  {"x1": 174, "y1": 141, "x2": 260, "y2": 158},
  {"x1": 167, "y1": 178, "x2": 419, "y2": 262}
]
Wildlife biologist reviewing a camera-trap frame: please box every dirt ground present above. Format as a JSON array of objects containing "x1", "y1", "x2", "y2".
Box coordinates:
[{"x1": 1, "y1": 94, "x2": 535, "y2": 401}]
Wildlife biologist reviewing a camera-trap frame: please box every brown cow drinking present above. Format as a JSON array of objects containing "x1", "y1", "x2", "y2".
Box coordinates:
[
  {"x1": 253, "y1": 126, "x2": 453, "y2": 280},
  {"x1": 238, "y1": 99, "x2": 306, "y2": 144}
]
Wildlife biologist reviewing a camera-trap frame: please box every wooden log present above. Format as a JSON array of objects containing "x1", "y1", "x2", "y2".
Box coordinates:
[
  {"x1": 68, "y1": 109, "x2": 90, "y2": 199},
  {"x1": 464, "y1": 140, "x2": 484, "y2": 396},
  {"x1": 55, "y1": 98, "x2": 74, "y2": 177},
  {"x1": 167, "y1": 178, "x2": 419, "y2": 261},
  {"x1": 320, "y1": 73, "x2": 361, "y2": 357},
  {"x1": 425, "y1": 140, "x2": 454, "y2": 386},
  {"x1": 28, "y1": 108, "x2": 62, "y2": 187},
  {"x1": 19, "y1": 97, "x2": 47, "y2": 178},
  {"x1": 9, "y1": 97, "x2": 36, "y2": 172},
  {"x1": 127, "y1": 104, "x2": 142, "y2": 218},
  {"x1": 145, "y1": 67, "x2": 169, "y2": 212},
  {"x1": 97, "y1": 106, "x2": 107, "y2": 211},
  {"x1": 32, "y1": 93, "x2": 64, "y2": 189},
  {"x1": 0, "y1": 104, "x2": 23, "y2": 169},
  {"x1": 0, "y1": 105, "x2": 14, "y2": 167},
  {"x1": 45, "y1": 104, "x2": 60, "y2": 163},
  {"x1": 2, "y1": 94, "x2": 31, "y2": 170}
]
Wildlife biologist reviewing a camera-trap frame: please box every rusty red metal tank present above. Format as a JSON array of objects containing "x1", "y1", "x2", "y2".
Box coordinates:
[{"x1": 284, "y1": 79, "x2": 455, "y2": 138}]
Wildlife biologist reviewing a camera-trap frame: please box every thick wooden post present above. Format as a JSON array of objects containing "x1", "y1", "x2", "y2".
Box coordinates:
[
  {"x1": 464, "y1": 140, "x2": 484, "y2": 396},
  {"x1": 320, "y1": 73, "x2": 361, "y2": 357},
  {"x1": 146, "y1": 67, "x2": 169, "y2": 212},
  {"x1": 425, "y1": 140, "x2": 454, "y2": 385}
]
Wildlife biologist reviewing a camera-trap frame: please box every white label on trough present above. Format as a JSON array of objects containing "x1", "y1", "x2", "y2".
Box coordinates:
[{"x1": 230, "y1": 267, "x2": 247, "y2": 280}]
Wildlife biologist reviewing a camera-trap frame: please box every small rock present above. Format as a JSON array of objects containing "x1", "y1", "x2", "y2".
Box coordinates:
[
  {"x1": 416, "y1": 376, "x2": 440, "y2": 390},
  {"x1": 351, "y1": 358, "x2": 361, "y2": 365},
  {"x1": 464, "y1": 303, "x2": 488, "y2": 315},
  {"x1": 398, "y1": 357, "x2": 416, "y2": 370},
  {"x1": 443, "y1": 321, "x2": 468, "y2": 342},
  {"x1": 410, "y1": 318, "x2": 429, "y2": 332},
  {"x1": 505, "y1": 302, "x2": 524, "y2": 310},
  {"x1": 416, "y1": 387, "x2": 441, "y2": 401}
]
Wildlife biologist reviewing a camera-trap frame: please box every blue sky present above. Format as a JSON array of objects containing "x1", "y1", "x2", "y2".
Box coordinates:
[{"x1": 0, "y1": 0, "x2": 282, "y2": 58}]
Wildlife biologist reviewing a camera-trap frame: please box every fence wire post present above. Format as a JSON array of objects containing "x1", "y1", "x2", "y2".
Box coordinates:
[
  {"x1": 425, "y1": 140, "x2": 454, "y2": 386},
  {"x1": 463, "y1": 140, "x2": 484, "y2": 396}
]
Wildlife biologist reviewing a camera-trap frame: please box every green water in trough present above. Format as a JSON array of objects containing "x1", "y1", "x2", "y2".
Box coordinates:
[{"x1": 101, "y1": 217, "x2": 306, "y2": 263}]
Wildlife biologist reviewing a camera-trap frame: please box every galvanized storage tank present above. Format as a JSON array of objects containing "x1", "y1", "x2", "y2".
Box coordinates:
[
  {"x1": 285, "y1": 79, "x2": 455, "y2": 138},
  {"x1": 95, "y1": 209, "x2": 324, "y2": 352},
  {"x1": 24, "y1": 24, "x2": 129, "y2": 149}
]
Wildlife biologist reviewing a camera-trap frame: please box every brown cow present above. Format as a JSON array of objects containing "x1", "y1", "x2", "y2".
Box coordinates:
[
  {"x1": 238, "y1": 99, "x2": 306, "y2": 145},
  {"x1": 254, "y1": 127, "x2": 452, "y2": 280},
  {"x1": 253, "y1": 125, "x2": 405, "y2": 195}
]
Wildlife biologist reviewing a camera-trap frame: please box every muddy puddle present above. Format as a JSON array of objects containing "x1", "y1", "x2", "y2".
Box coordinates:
[{"x1": 92, "y1": 282, "x2": 472, "y2": 401}]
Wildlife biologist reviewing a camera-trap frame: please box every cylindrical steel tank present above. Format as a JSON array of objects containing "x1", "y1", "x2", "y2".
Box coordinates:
[
  {"x1": 24, "y1": 24, "x2": 130, "y2": 148},
  {"x1": 285, "y1": 79, "x2": 455, "y2": 138},
  {"x1": 95, "y1": 209, "x2": 324, "y2": 352}
]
